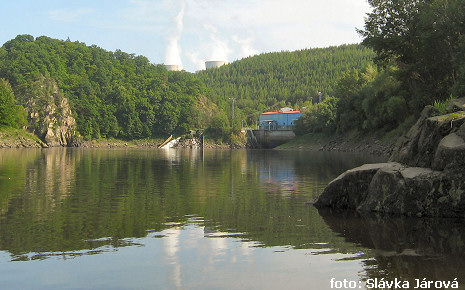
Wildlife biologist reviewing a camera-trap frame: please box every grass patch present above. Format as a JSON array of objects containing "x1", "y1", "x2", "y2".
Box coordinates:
[
  {"x1": 0, "y1": 126, "x2": 40, "y2": 140},
  {"x1": 0, "y1": 126, "x2": 45, "y2": 147},
  {"x1": 433, "y1": 94, "x2": 454, "y2": 114}
]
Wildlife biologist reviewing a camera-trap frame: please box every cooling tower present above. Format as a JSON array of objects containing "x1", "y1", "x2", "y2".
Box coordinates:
[
  {"x1": 205, "y1": 61, "x2": 228, "y2": 69},
  {"x1": 164, "y1": 64, "x2": 183, "y2": 71}
]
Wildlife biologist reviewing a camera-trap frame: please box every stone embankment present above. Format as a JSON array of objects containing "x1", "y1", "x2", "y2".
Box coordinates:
[
  {"x1": 315, "y1": 98, "x2": 465, "y2": 218},
  {"x1": 278, "y1": 131, "x2": 396, "y2": 156},
  {"x1": 318, "y1": 135, "x2": 394, "y2": 156}
]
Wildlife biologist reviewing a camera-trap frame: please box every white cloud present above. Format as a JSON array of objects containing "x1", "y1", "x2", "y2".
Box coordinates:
[
  {"x1": 185, "y1": 50, "x2": 205, "y2": 71},
  {"x1": 47, "y1": 0, "x2": 372, "y2": 72},
  {"x1": 178, "y1": 0, "x2": 370, "y2": 70},
  {"x1": 232, "y1": 35, "x2": 258, "y2": 58},
  {"x1": 207, "y1": 33, "x2": 231, "y2": 61}
]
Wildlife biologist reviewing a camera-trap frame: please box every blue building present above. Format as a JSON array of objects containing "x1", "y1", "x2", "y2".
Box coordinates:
[{"x1": 258, "y1": 108, "x2": 302, "y2": 130}]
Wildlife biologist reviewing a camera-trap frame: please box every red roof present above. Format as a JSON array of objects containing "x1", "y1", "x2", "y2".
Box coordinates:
[{"x1": 260, "y1": 110, "x2": 302, "y2": 115}]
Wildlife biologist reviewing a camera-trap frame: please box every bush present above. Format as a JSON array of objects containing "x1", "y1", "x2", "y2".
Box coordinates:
[
  {"x1": 295, "y1": 97, "x2": 338, "y2": 134},
  {"x1": 206, "y1": 111, "x2": 231, "y2": 141}
]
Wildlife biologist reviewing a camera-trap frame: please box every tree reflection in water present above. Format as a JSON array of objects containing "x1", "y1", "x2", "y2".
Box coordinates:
[{"x1": 5, "y1": 148, "x2": 461, "y2": 288}]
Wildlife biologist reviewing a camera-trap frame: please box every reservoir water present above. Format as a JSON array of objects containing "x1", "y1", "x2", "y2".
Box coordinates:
[{"x1": 0, "y1": 148, "x2": 464, "y2": 289}]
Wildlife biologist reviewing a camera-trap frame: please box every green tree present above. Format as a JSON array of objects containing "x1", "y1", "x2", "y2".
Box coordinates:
[
  {"x1": 361, "y1": 66, "x2": 407, "y2": 131},
  {"x1": 358, "y1": 0, "x2": 465, "y2": 109},
  {"x1": 0, "y1": 78, "x2": 26, "y2": 128},
  {"x1": 334, "y1": 64, "x2": 378, "y2": 132},
  {"x1": 295, "y1": 97, "x2": 338, "y2": 134},
  {"x1": 206, "y1": 111, "x2": 231, "y2": 141}
]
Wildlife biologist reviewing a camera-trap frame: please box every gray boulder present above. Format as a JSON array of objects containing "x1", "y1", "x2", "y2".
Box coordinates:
[
  {"x1": 315, "y1": 97, "x2": 465, "y2": 218},
  {"x1": 314, "y1": 163, "x2": 393, "y2": 209},
  {"x1": 446, "y1": 97, "x2": 465, "y2": 113},
  {"x1": 359, "y1": 166, "x2": 444, "y2": 217},
  {"x1": 389, "y1": 107, "x2": 465, "y2": 168},
  {"x1": 432, "y1": 132, "x2": 465, "y2": 171},
  {"x1": 316, "y1": 162, "x2": 465, "y2": 217}
]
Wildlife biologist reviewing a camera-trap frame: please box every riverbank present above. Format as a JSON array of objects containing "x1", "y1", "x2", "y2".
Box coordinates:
[
  {"x1": 77, "y1": 138, "x2": 232, "y2": 149},
  {"x1": 0, "y1": 128, "x2": 239, "y2": 150},
  {"x1": 79, "y1": 138, "x2": 163, "y2": 148},
  {"x1": 0, "y1": 127, "x2": 46, "y2": 148},
  {"x1": 1, "y1": 127, "x2": 398, "y2": 154},
  {"x1": 277, "y1": 130, "x2": 398, "y2": 156}
]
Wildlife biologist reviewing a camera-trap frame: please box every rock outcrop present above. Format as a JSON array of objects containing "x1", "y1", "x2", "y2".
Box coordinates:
[
  {"x1": 17, "y1": 77, "x2": 80, "y2": 147},
  {"x1": 315, "y1": 97, "x2": 465, "y2": 217}
]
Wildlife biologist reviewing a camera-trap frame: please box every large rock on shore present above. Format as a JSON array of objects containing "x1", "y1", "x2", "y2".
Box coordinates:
[
  {"x1": 315, "y1": 161, "x2": 465, "y2": 217},
  {"x1": 315, "y1": 163, "x2": 394, "y2": 209},
  {"x1": 17, "y1": 77, "x2": 80, "y2": 147},
  {"x1": 432, "y1": 132, "x2": 465, "y2": 171},
  {"x1": 315, "y1": 97, "x2": 465, "y2": 218},
  {"x1": 389, "y1": 106, "x2": 465, "y2": 168}
]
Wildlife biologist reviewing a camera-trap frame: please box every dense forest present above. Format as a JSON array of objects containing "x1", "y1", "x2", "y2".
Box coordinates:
[
  {"x1": 0, "y1": 35, "x2": 212, "y2": 140},
  {"x1": 197, "y1": 45, "x2": 375, "y2": 125},
  {"x1": 0, "y1": 78, "x2": 26, "y2": 129},
  {"x1": 0, "y1": 37, "x2": 374, "y2": 142}
]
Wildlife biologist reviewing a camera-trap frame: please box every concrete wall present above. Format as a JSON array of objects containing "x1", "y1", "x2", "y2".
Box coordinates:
[{"x1": 251, "y1": 130, "x2": 296, "y2": 149}]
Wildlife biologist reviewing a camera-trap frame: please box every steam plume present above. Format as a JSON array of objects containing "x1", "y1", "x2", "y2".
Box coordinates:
[{"x1": 164, "y1": 1, "x2": 185, "y2": 65}]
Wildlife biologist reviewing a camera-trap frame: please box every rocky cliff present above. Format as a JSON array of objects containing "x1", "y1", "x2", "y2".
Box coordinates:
[
  {"x1": 315, "y1": 98, "x2": 465, "y2": 217},
  {"x1": 17, "y1": 77, "x2": 80, "y2": 147}
]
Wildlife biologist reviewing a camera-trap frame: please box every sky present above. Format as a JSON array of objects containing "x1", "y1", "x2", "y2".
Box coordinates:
[{"x1": 0, "y1": 0, "x2": 372, "y2": 72}]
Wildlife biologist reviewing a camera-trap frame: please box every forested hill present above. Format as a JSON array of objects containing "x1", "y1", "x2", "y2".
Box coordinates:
[
  {"x1": 197, "y1": 45, "x2": 375, "y2": 123},
  {"x1": 0, "y1": 35, "x2": 213, "y2": 140},
  {"x1": 0, "y1": 35, "x2": 374, "y2": 142}
]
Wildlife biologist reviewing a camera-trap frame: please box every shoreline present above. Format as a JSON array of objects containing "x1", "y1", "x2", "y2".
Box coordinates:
[
  {"x1": 1, "y1": 128, "x2": 397, "y2": 155},
  {"x1": 276, "y1": 131, "x2": 397, "y2": 156},
  {"x1": 0, "y1": 127, "x2": 46, "y2": 148}
]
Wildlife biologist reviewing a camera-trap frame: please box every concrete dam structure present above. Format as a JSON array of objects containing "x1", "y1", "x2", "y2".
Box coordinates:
[
  {"x1": 248, "y1": 108, "x2": 302, "y2": 148},
  {"x1": 249, "y1": 130, "x2": 296, "y2": 149}
]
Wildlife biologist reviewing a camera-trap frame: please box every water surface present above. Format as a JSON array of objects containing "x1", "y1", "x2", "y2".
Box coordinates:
[{"x1": 0, "y1": 148, "x2": 464, "y2": 289}]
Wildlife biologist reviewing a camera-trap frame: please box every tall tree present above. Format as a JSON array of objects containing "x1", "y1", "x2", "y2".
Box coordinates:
[{"x1": 358, "y1": 0, "x2": 465, "y2": 109}]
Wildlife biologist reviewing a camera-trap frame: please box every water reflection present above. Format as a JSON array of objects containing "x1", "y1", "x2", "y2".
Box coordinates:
[
  {"x1": 318, "y1": 208, "x2": 465, "y2": 286},
  {"x1": 251, "y1": 150, "x2": 386, "y2": 197},
  {"x1": 162, "y1": 226, "x2": 182, "y2": 288},
  {"x1": 7, "y1": 148, "x2": 464, "y2": 288},
  {"x1": 0, "y1": 148, "x2": 386, "y2": 261}
]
